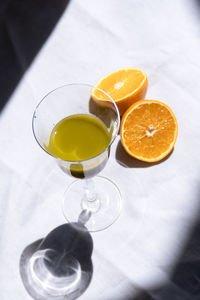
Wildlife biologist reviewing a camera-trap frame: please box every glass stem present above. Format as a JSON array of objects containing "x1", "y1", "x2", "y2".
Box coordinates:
[
  {"x1": 81, "y1": 179, "x2": 100, "y2": 213},
  {"x1": 85, "y1": 179, "x2": 96, "y2": 202}
]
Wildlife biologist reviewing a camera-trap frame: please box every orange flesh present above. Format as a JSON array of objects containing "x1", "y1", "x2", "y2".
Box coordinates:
[
  {"x1": 95, "y1": 69, "x2": 146, "y2": 101},
  {"x1": 121, "y1": 101, "x2": 178, "y2": 162}
]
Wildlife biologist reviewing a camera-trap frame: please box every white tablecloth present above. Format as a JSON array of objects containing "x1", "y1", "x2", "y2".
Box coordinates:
[{"x1": 1, "y1": 0, "x2": 200, "y2": 299}]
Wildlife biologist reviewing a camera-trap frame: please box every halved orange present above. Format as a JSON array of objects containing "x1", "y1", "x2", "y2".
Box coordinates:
[
  {"x1": 91, "y1": 69, "x2": 148, "y2": 116},
  {"x1": 120, "y1": 100, "x2": 178, "y2": 162}
]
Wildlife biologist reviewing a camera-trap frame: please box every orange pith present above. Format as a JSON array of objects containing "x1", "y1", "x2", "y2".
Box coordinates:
[
  {"x1": 120, "y1": 100, "x2": 178, "y2": 162},
  {"x1": 92, "y1": 69, "x2": 148, "y2": 116}
]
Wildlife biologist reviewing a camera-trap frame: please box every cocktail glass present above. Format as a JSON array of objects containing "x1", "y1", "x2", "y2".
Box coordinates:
[{"x1": 32, "y1": 83, "x2": 121, "y2": 232}]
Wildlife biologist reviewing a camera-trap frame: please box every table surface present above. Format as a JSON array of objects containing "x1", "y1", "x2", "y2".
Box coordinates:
[{"x1": 1, "y1": 0, "x2": 200, "y2": 299}]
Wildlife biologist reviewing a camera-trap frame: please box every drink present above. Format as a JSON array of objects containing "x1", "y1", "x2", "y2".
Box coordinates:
[
  {"x1": 47, "y1": 114, "x2": 110, "y2": 178},
  {"x1": 48, "y1": 114, "x2": 110, "y2": 160}
]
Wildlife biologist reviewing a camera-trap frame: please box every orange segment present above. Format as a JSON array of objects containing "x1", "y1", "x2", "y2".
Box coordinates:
[
  {"x1": 120, "y1": 100, "x2": 178, "y2": 162},
  {"x1": 92, "y1": 69, "x2": 148, "y2": 115}
]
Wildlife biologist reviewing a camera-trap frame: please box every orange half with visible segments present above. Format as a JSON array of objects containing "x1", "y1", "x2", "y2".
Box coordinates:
[
  {"x1": 120, "y1": 100, "x2": 178, "y2": 162},
  {"x1": 92, "y1": 69, "x2": 148, "y2": 116}
]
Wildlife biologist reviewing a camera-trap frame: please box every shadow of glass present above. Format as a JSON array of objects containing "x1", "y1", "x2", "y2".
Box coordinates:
[
  {"x1": 20, "y1": 221, "x2": 93, "y2": 300},
  {"x1": 115, "y1": 140, "x2": 173, "y2": 168},
  {"x1": 0, "y1": 0, "x2": 70, "y2": 112}
]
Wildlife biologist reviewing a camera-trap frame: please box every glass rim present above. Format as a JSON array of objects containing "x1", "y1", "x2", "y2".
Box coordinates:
[{"x1": 32, "y1": 83, "x2": 120, "y2": 164}]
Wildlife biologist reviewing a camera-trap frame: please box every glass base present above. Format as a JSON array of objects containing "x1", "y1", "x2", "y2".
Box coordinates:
[{"x1": 62, "y1": 176, "x2": 122, "y2": 232}]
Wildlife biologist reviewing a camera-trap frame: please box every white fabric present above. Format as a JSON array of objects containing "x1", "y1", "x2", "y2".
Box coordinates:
[{"x1": 1, "y1": 0, "x2": 200, "y2": 299}]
